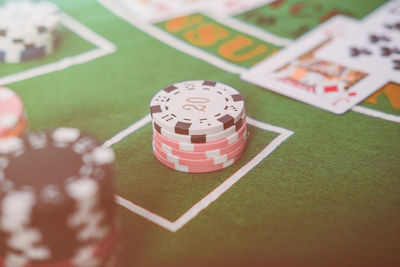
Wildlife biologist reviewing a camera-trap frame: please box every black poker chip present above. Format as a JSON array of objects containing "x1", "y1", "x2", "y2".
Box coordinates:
[{"x1": 0, "y1": 128, "x2": 120, "y2": 266}]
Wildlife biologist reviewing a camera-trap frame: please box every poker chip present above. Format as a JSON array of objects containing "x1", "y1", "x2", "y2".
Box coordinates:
[
  {"x1": 0, "y1": 128, "x2": 122, "y2": 267},
  {"x1": 150, "y1": 80, "x2": 248, "y2": 173},
  {"x1": 0, "y1": 87, "x2": 27, "y2": 138},
  {"x1": 0, "y1": 1, "x2": 60, "y2": 63},
  {"x1": 1, "y1": 113, "x2": 28, "y2": 139},
  {"x1": 153, "y1": 137, "x2": 247, "y2": 166},
  {"x1": 150, "y1": 80, "x2": 245, "y2": 136},
  {"x1": 154, "y1": 117, "x2": 247, "y2": 152},
  {"x1": 153, "y1": 128, "x2": 247, "y2": 159},
  {"x1": 153, "y1": 142, "x2": 245, "y2": 173},
  {"x1": 153, "y1": 113, "x2": 245, "y2": 144}
]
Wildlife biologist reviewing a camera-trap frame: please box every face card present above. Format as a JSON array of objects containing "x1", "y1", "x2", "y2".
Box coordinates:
[
  {"x1": 241, "y1": 16, "x2": 388, "y2": 114},
  {"x1": 315, "y1": 0, "x2": 400, "y2": 83}
]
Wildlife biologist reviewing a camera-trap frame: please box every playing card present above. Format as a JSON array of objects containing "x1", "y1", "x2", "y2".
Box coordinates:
[
  {"x1": 362, "y1": 0, "x2": 400, "y2": 38},
  {"x1": 241, "y1": 16, "x2": 388, "y2": 114},
  {"x1": 315, "y1": 0, "x2": 400, "y2": 82}
]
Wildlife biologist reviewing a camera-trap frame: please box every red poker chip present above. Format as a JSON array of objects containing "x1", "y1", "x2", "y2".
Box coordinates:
[{"x1": 0, "y1": 87, "x2": 24, "y2": 137}]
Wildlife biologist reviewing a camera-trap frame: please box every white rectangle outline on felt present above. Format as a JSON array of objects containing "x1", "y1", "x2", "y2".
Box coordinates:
[
  {"x1": 104, "y1": 114, "x2": 294, "y2": 232},
  {"x1": 0, "y1": 13, "x2": 116, "y2": 86}
]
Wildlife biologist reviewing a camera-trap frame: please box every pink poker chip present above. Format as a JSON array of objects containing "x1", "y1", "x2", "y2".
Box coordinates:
[
  {"x1": 153, "y1": 118, "x2": 247, "y2": 152},
  {"x1": 153, "y1": 128, "x2": 247, "y2": 159},
  {"x1": 152, "y1": 142, "x2": 246, "y2": 173},
  {"x1": 153, "y1": 136, "x2": 246, "y2": 166},
  {"x1": 0, "y1": 87, "x2": 24, "y2": 137}
]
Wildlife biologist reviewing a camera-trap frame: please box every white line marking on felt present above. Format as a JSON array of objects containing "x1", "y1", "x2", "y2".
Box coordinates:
[
  {"x1": 99, "y1": 0, "x2": 398, "y2": 124},
  {"x1": 352, "y1": 105, "x2": 400, "y2": 123},
  {"x1": 207, "y1": 13, "x2": 293, "y2": 47},
  {"x1": 106, "y1": 114, "x2": 294, "y2": 232},
  {"x1": 172, "y1": 119, "x2": 293, "y2": 231},
  {"x1": 103, "y1": 114, "x2": 152, "y2": 147},
  {"x1": 0, "y1": 13, "x2": 116, "y2": 86},
  {"x1": 99, "y1": 0, "x2": 247, "y2": 74},
  {"x1": 60, "y1": 13, "x2": 116, "y2": 52},
  {"x1": 115, "y1": 195, "x2": 176, "y2": 231}
]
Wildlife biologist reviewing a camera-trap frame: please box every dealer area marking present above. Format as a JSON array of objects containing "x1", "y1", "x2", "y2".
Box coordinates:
[
  {"x1": 98, "y1": 0, "x2": 400, "y2": 124},
  {"x1": 352, "y1": 105, "x2": 400, "y2": 123},
  {"x1": 0, "y1": 13, "x2": 116, "y2": 86},
  {"x1": 208, "y1": 13, "x2": 293, "y2": 47},
  {"x1": 100, "y1": 0, "x2": 290, "y2": 75},
  {"x1": 104, "y1": 115, "x2": 294, "y2": 232},
  {"x1": 99, "y1": 0, "x2": 247, "y2": 74}
]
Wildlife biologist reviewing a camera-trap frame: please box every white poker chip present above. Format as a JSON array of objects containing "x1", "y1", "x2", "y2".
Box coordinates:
[
  {"x1": 0, "y1": 0, "x2": 60, "y2": 63},
  {"x1": 152, "y1": 112, "x2": 246, "y2": 144},
  {"x1": 150, "y1": 80, "x2": 245, "y2": 136}
]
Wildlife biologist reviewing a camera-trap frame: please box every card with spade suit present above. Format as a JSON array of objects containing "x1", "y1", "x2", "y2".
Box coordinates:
[
  {"x1": 315, "y1": 0, "x2": 400, "y2": 83},
  {"x1": 241, "y1": 16, "x2": 388, "y2": 114}
]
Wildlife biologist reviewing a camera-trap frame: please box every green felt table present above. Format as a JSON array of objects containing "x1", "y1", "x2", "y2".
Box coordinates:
[{"x1": 2, "y1": 0, "x2": 400, "y2": 266}]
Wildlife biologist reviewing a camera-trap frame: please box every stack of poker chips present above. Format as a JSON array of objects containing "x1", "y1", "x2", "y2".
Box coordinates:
[
  {"x1": 150, "y1": 80, "x2": 248, "y2": 173},
  {"x1": 0, "y1": 128, "x2": 122, "y2": 267},
  {"x1": 0, "y1": 87, "x2": 28, "y2": 139},
  {"x1": 0, "y1": 1, "x2": 60, "y2": 63}
]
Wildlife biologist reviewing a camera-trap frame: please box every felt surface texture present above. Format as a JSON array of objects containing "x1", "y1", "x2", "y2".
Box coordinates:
[{"x1": 3, "y1": 0, "x2": 399, "y2": 266}]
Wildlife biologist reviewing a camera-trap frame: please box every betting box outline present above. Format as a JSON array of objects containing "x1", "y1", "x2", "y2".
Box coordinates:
[
  {"x1": 0, "y1": 13, "x2": 116, "y2": 86},
  {"x1": 104, "y1": 114, "x2": 294, "y2": 232}
]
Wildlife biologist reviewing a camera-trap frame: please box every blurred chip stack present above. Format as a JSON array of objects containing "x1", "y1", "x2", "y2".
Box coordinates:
[
  {"x1": 0, "y1": 0, "x2": 60, "y2": 63},
  {"x1": 0, "y1": 87, "x2": 27, "y2": 139},
  {"x1": 150, "y1": 80, "x2": 248, "y2": 173},
  {"x1": 0, "y1": 128, "x2": 122, "y2": 267}
]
